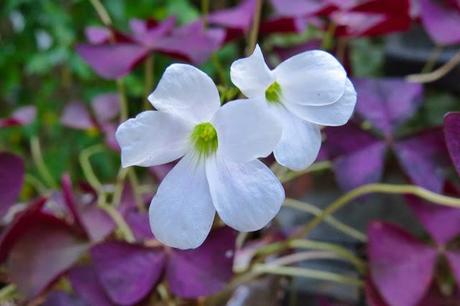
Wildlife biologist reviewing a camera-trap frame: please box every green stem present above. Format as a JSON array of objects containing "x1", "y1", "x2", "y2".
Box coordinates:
[
  {"x1": 201, "y1": 0, "x2": 210, "y2": 28},
  {"x1": 422, "y1": 45, "x2": 443, "y2": 73},
  {"x1": 321, "y1": 21, "x2": 336, "y2": 50},
  {"x1": 296, "y1": 183, "x2": 460, "y2": 238},
  {"x1": 143, "y1": 55, "x2": 154, "y2": 110},
  {"x1": 24, "y1": 173, "x2": 47, "y2": 194},
  {"x1": 117, "y1": 79, "x2": 128, "y2": 122},
  {"x1": 284, "y1": 198, "x2": 367, "y2": 242},
  {"x1": 79, "y1": 144, "x2": 105, "y2": 192},
  {"x1": 253, "y1": 264, "x2": 363, "y2": 287},
  {"x1": 30, "y1": 137, "x2": 57, "y2": 188},
  {"x1": 89, "y1": 0, "x2": 112, "y2": 26},
  {"x1": 111, "y1": 167, "x2": 128, "y2": 207},
  {"x1": 280, "y1": 160, "x2": 331, "y2": 183},
  {"x1": 246, "y1": 0, "x2": 263, "y2": 55},
  {"x1": 100, "y1": 202, "x2": 135, "y2": 242},
  {"x1": 128, "y1": 168, "x2": 145, "y2": 212}
]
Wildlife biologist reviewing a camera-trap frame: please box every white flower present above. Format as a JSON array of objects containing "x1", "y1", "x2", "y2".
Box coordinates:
[
  {"x1": 230, "y1": 45, "x2": 357, "y2": 171},
  {"x1": 115, "y1": 63, "x2": 284, "y2": 249}
]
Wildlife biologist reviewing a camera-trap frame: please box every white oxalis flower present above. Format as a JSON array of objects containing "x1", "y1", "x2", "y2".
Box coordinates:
[
  {"x1": 115, "y1": 63, "x2": 285, "y2": 249},
  {"x1": 231, "y1": 45, "x2": 357, "y2": 171}
]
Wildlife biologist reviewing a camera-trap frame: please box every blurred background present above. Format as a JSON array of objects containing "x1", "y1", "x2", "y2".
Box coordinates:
[{"x1": 1, "y1": 0, "x2": 460, "y2": 305}]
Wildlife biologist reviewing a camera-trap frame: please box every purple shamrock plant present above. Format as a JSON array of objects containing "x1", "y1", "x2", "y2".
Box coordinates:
[
  {"x1": 418, "y1": 0, "x2": 460, "y2": 46},
  {"x1": 60, "y1": 93, "x2": 121, "y2": 150},
  {"x1": 77, "y1": 17, "x2": 224, "y2": 79},
  {"x1": 326, "y1": 78, "x2": 449, "y2": 192},
  {"x1": 0, "y1": 153, "x2": 24, "y2": 219},
  {"x1": 367, "y1": 186, "x2": 460, "y2": 306},
  {"x1": 0, "y1": 106, "x2": 36, "y2": 128}
]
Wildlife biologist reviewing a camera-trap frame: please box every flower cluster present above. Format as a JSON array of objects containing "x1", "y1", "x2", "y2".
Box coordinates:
[{"x1": 116, "y1": 45, "x2": 356, "y2": 249}]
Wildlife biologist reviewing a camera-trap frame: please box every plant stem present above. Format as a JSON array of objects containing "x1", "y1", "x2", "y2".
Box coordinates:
[
  {"x1": 24, "y1": 173, "x2": 47, "y2": 194},
  {"x1": 79, "y1": 144, "x2": 105, "y2": 192},
  {"x1": 201, "y1": 0, "x2": 210, "y2": 28},
  {"x1": 89, "y1": 0, "x2": 112, "y2": 26},
  {"x1": 246, "y1": 0, "x2": 263, "y2": 55},
  {"x1": 321, "y1": 21, "x2": 336, "y2": 50},
  {"x1": 128, "y1": 168, "x2": 145, "y2": 212},
  {"x1": 280, "y1": 160, "x2": 332, "y2": 183},
  {"x1": 284, "y1": 198, "x2": 367, "y2": 242},
  {"x1": 143, "y1": 55, "x2": 154, "y2": 110},
  {"x1": 253, "y1": 264, "x2": 363, "y2": 287},
  {"x1": 116, "y1": 79, "x2": 128, "y2": 122},
  {"x1": 100, "y1": 202, "x2": 135, "y2": 242},
  {"x1": 30, "y1": 137, "x2": 57, "y2": 188},
  {"x1": 296, "y1": 183, "x2": 460, "y2": 238},
  {"x1": 421, "y1": 45, "x2": 443, "y2": 73},
  {"x1": 407, "y1": 49, "x2": 460, "y2": 83}
]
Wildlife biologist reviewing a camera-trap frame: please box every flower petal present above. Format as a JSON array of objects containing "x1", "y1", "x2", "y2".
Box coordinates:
[
  {"x1": 274, "y1": 50, "x2": 347, "y2": 106},
  {"x1": 213, "y1": 99, "x2": 282, "y2": 163},
  {"x1": 149, "y1": 154, "x2": 215, "y2": 249},
  {"x1": 272, "y1": 105, "x2": 321, "y2": 170},
  {"x1": 230, "y1": 45, "x2": 274, "y2": 98},
  {"x1": 115, "y1": 111, "x2": 192, "y2": 168},
  {"x1": 206, "y1": 156, "x2": 284, "y2": 232},
  {"x1": 285, "y1": 78, "x2": 357, "y2": 126},
  {"x1": 148, "y1": 64, "x2": 221, "y2": 123}
]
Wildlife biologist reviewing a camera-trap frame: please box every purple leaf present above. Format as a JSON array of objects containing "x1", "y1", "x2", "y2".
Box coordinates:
[
  {"x1": 43, "y1": 291, "x2": 89, "y2": 306},
  {"x1": 76, "y1": 43, "x2": 149, "y2": 79},
  {"x1": 354, "y1": 78, "x2": 423, "y2": 137},
  {"x1": 85, "y1": 26, "x2": 113, "y2": 44},
  {"x1": 0, "y1": 106, "x2": 36, "y2": 127},
  {"x1": 270, "y1": 0, "x2": 331, "y2": 17},
  {"x1": 124, "y1": 211, "x2": 154, "y2": 241},
  {"x1": 208, "y1": 0, "x2": 256, "y2": 41},
  {"x1": 129, "y1": 16, "x2": 176, "y2": 48},
  {"x1": 68, "y1": 265, "x2": 114, "y2": 306},
  {"x1": 155, "y1": 21, "x2": 224, "y2": 65},
  {"x1": 394, "y1": 128, "x2": 449, "y2": 193},
  {"x1": 61, "y1": 174, "x2": 86, "y2": 231},
  {"x1": 167, "y1": 227, "x2": 236, "y2": 298},
  {"x1": 444, "y1": 112, "x2": 460, "y2": 176},
  {"x1": 407, "y1": 193, "x2": 460, "y2": 245},
  {"x1": 0, "y1": 152, "x2": 24, "y2": 219},
  {"x1": 326, "y1": 124, "x2": 387, "y2": 190},
  {"x1": 446, "y1": 251, "x2": 460, "y2": 290},
  {"x1": 80, "y1": 205, "x2": 115, "y2": 242},
  {"x1": 91, "y1": 93, "x2": 120, "y2": 123},
  {"x1": 61, "y1": 101, "x2": 95, "y2": 130},
  {"x1": 0, "y1": 197, "x2": 46, "y2": 262},
  {"x1": 6, "y1": 212, "x2": 88, "y2": 299},
  {"x1": 419, "y1": 0, "x2": 460, "y2": 45},
  {"x1": 333, "y1": 141, "x2": 387, "y2": 191},
  {"x1": 91, "y1": 241, "x2": 166, "y2": 305},
  {"x1": 368, "y1": 222, "x2": 437, "y2": 306},
  {"x1": 260, "y1": 16, "x2": 312, "y2": 35}
]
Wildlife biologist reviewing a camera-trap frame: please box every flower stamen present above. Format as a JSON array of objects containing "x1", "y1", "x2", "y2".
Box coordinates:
[
  {"x1": 265, "y1": 81, "x2": 282, "y2": 104},
  {"x1": 191, "y1": 122, "x2": 218, "y2": 157}
]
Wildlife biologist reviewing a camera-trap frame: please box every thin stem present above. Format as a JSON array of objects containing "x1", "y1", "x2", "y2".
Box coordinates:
[
  {"x1": 116, "y1": 79, "x2": 128, "y2": 122},
  {"x1": 246, "y1": 0, "x2": 263, "y2": 55},
  {"x1": 143, "y1": 55, "x2": 154, "y2": 110},
  {"x1": 266, "y1": 250, "x2": 346, "y2": 267},
  {"x1": 100, "y1": 202, "x2": 135, "y2": 242},
  {"x1": 407, "y1": 49, "x2": 460, "y2": 83},
  {"x1": 321, "y1": 21, "x2": 336, "y2": 50},
  {"x1": 201, "y1": 0, "x2": 210, "y2": 28},
  {"x1": 280, "y1": 160, "x2": 332, "y2": 183},
  {"x1": 421, "y1": 45, "x2": 443, "y2": 73},
  {"x1": 24, "y1": 173, "x2": 47, "y2": 194},
  {"x1": 284, "y1": 198, "x2": 367, "y2": 242},
  {"x1": 253, "y1": 264, "x2": 363, "y2": 287},
  {"x1": 111, "y1": 167, "x2": 128, "y2": 207},
  {"x1": 296, "y1": 183, "x2": 460, "y2": 238},
  {"x1": 128, "y1": 168, "x2": 145, "y2": 212},
  {"x1": 89, "y1": 0, "x2": 112, "y2": 26},
  {"x1": 79, "y1": 144, "x2": 105, "y2": 192},
  {"x1": 30, "y1": 137, "x2": 57, "y2": 188}
]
